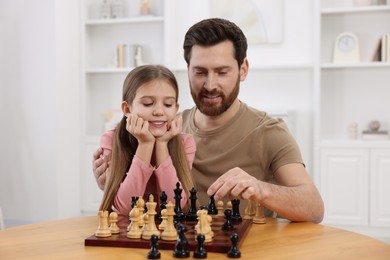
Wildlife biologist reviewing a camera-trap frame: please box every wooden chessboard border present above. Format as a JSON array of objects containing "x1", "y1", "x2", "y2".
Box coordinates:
[{"x1": 84, "y1": 216, "x2": 252, "y2": 253}]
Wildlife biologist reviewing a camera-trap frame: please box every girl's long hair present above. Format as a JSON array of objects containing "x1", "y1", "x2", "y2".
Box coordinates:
[{"x1": 99, "y1": 65, "x2": 195, "y2": 212}]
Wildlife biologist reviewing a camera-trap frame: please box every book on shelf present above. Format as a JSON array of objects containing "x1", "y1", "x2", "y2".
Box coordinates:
[
  {"x1": 372, "y1": 34, "x2": 390, "y2": 62},
  {"x1": 116, "y1": 44, "x2": 136, "y2": 68},
  {"x1": 361, "y1": 130, "x2": 389, "y2": 140}
]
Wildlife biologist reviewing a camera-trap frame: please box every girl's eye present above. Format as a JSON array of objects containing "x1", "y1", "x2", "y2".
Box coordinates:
[
  {"x1": 143, "y1": 103, "x2": 153, "y2": 107},
  {"x1": 165, "y1": 104, "x2": 173, "y2": 108}
]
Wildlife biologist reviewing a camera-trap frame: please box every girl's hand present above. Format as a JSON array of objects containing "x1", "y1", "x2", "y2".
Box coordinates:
[
  {"x1": 126, "y1": 113, "x2": 155, "y2": 144},
  {"x1": 157, "y1": 115, "x2": 182, "y2": 143}
]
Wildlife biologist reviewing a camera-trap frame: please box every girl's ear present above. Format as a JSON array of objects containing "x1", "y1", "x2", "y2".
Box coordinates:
[{"x1": 121, "y1": 101, "x2": 131, "y2": 116}]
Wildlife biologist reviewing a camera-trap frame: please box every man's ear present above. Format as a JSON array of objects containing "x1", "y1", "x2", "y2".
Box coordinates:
[
  {"x1": 121, "y1": 101, "x2": 130, "y2": 115},
  {"x1": 239, "y1": 58, "x2": 249, "y2": 81}
]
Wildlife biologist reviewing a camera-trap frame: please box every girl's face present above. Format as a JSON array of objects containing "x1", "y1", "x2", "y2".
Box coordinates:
[{"x1": 129, "y1": 79, "x2": 179, "y2": 137}]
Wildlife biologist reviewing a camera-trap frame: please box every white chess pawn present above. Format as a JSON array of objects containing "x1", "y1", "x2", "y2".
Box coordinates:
[
  {"x1": 253, "y1": 203, "x2": 266, "y2": 224},
  {"x1": 127, "y1": 207, "x2": 141, "y2": 239},
  {"x1": 109, "y1": 211, "x2": 120, "y2": 234}
]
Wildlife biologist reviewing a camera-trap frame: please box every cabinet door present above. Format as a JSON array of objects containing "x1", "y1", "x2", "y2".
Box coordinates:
[
  {"x1": 370, "y1": 149, "x2": 390, "y2": 227},
  {"x1": 320, "y1": 148, "x2": 369, "y2": 226}
]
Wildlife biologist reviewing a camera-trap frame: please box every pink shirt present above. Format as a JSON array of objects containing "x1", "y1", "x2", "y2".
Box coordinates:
[{"x1": 100, "y1": 129, "x2": 196, "y2": 216}]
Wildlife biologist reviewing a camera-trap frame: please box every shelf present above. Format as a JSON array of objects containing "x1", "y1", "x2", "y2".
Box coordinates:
[
  {"x1": 85, "y1": 16, "x2": 164, "y2": 26},
  {"x1": 321, "y1": 5, "x2": 390, "y2": 15},
  {"x1": 321, "y1": 62, "x2": 390, "y2": 69}
]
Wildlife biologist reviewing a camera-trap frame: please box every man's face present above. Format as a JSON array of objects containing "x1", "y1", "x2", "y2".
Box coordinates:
[{"x1": 187, "y1": 41, "x2": 242, "y2": 116}]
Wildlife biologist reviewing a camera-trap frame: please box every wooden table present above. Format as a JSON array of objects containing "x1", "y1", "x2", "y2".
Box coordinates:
[{"x1": 1, "y1": 216, "x2": 389, "y2": 259}]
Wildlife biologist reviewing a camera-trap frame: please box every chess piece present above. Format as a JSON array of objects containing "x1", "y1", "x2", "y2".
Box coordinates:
[
  {"x1": 243, "y1": 200, "x2": 255, "y2": 220},
  {"x1": 186, "y1": 187, "x2": 198, "y2": 221},
  {"x1": 174, "y1": 182, "x2": 185, "y2": 221},
  {"x1": 158, "y1": 191, "x2": 168, "y2": 221},
  {"x1": 196, "y1": 209, "x2": 212, "y2": 243},
  {"x1": 147, "y1": 234, "x2": 161, "y2": 259},
  {"x1": 173, "y1": 223, "x2": 190, "y2": 258},
  {"x1": 161, "y1": 201, "x2": 177, "y2": 241},
  {"x1": 137, "y1": 197, "x2": 145, "y2": 227},
  {"x1": 193, "y1": 234, "x2": 207, "y2": 259},
  {"x1": 231, "y1": 199, "x2": 242, "y2": 222},
  {"x1": 216, "y1": 200, "x2": 225, "y2": 218},
  {"x1": 109, "y1": 211, "x2": 120, "y2": 234},
  {"x1": 252, "y1": 203, "x2": 266, "y2": 224},
  {"x1": 207, "y1": 194, "x2": 218, "y2": 215},
  {"x1": 127, "y1": 207, "x2": 141, "y2": 239},
  {"x1": 227, "y1": 233, "x2": 241, "y2": 258},
  {"x1": 222, "y1": 209, "x2": 234, "y2": 231},
  {"x1": 226, "y1": 201, "x2": 232, "y2": 211},
  {"x1": 158, "y1": 209, "x2": 167, "y2": 230},
  {"x1": 95, "y1": 210, "x2": 112, "y2": 237},
  {"x1": 142, "y1": 194, "x2": 161, "y2": 240}
]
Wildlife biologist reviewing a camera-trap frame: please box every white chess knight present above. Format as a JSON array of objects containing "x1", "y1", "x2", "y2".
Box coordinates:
[{"x1": 195, "y1": 209, "x2": 213, "y2": 242}]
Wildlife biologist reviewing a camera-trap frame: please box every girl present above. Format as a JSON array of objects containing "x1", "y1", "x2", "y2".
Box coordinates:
[{"x1": 99, "y1": 65, "x2": 196, "y2": 216}]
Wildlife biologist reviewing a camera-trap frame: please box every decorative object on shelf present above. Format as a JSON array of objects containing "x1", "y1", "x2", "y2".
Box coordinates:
[
  {"x1": 362, "y1": 120, "x2": 389, "y2": 140},
  {"x1": 104, "y1": 109, "x2": 123, "y2": 131},
  {"x1": 348, "y1": 122, "x2": 359, "y2": 140},
  {"x1": 333, "y1": 32, "x2": 360, "y2": 63},
  {"x1": 354, "y1": 0, "x2": 387, "y2": 6},
  {"x1": 140, "y1": 0, "x2": 150, "y2": 15},
  {"x1": 111, "y1": 0, "x2": 124, "y2": 19},
  {"x1": 100, "y1": 0, "x2": 111, "y2": 19}
]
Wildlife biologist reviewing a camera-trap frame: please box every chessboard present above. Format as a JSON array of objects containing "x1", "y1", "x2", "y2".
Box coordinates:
[{"x1": 84, "y1": 216, "x2": 251, "y2": 253}]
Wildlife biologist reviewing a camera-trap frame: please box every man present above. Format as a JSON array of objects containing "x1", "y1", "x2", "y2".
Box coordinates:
[{"x1": 93, "y1": 18, "x2": 324, "y2": 223}]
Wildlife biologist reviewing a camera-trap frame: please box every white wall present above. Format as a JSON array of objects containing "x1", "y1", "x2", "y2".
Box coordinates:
[{"x1": 0, "y1": 0, "x2": 81, "y2": 225}]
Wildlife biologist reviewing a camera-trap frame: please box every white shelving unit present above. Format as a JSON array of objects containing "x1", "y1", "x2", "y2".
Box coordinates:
[
  {"x1": 80, "y1": 0, "x2": 165, "y2": 213},
  {"x1": 316, "y1": 0, "x2": 390, "y2": 242}
]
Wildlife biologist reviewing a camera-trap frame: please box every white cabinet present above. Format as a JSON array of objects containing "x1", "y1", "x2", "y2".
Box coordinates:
[
  {"x1": 320, "y1": 147, "x2": 369, "y2": 226},
  {"x1": 370, "y1": 149, "x2": 390, "y2": 227},
  {"x1": 321, "y1": 145, "x2": 390, "y2": 228}
]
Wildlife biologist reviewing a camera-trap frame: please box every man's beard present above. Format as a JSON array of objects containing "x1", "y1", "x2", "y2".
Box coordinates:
[{"x1": 190, "y1": 76, "x2": 240, "y2": 116}]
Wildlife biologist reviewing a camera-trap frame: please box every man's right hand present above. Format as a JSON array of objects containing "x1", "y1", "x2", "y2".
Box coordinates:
[{"x1": 92, "y1": 147, "x2": 110, "y2": 190}]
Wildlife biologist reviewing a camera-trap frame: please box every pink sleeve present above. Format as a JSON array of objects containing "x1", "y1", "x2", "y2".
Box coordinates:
[
  {"x1": 113, "y1": 156, "x2": 154, "y2": 215},
  {"x1": 154, "y1": 133, "x2": 196, "y2": 209}
]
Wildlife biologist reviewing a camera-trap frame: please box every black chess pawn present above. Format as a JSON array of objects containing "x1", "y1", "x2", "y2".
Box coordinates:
[
  {"x1": 207, "y1": 194, "x2": 218, "y2": 215},
  {"x1": 227, "y1": 233, "x2": 241, "y2": 258},
  {"x1": 186, "y1": 187, "x2": 198, "y2": 221},
  {"x1": 222, "y1": 209, "x2": 234, "y2": 231},
  {"x1": 193, "y1": 233, "x2": 207, "y2": 259},
  {"x1": 147, "y1": 234, "x2": 161, "y2": 259},
  {"x1": 173, "y1": 223, "x2": 190, "y2": 258},
  {"x1": 174, "y1": 182, "x2": 185, "y2": 221},
  {"x1": 231, "y1": 199, "x2": 242, "y2": 223}
]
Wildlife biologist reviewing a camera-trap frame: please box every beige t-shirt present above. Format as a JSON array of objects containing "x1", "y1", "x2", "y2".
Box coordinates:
[{"x1": 181, "y1": 102, "x2": 304, "y2": 215}]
